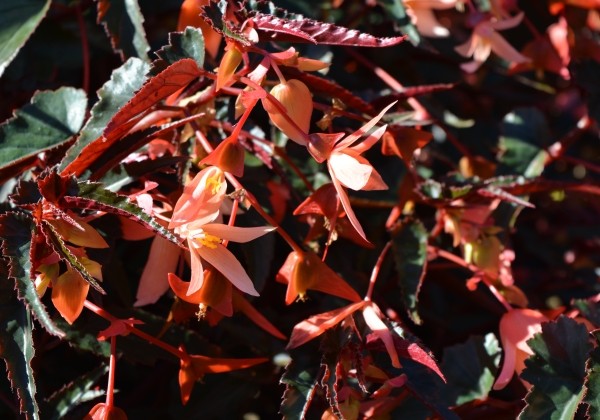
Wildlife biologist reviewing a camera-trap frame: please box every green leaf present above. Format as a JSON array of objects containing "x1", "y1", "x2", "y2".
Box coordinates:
[
  {"x1": 584, "y1": 346, "x2": 600, "y2": 418},
  {"x1": 0, "y1": 212, "x2": 64, "y2": 337},
  {"x1": 96, "y1": 0, "x2": 150, "y2": 61},
  {"x1": 40, "y1": 220, "x2": 105, "y2": 294},
  {"x1": 62, "y1": 181, "x2": 181, "y2": 246},
  {"x1": 390, "y1": 218, "x2": 428, "y2": 325},
  {"x1": 0, "y1": 0, "x2": 51, "y2": 77},
  {"x1": 377, "y1": 0, "x2": 421, "y2": 46},
  {"x1": 498, "y1": 107, "x2": 550, "y2": 177},
  {"x1": 151, "y1": 27, "x2": 205, "y2": 75},
  {"x1": 519, "y1": 316, "x2": 591, "y2": 420},
  {"x1": 573, "y1": 299, "x2": 600, "y2": 327},
  {"x1": 0, "y1": 261, "x2": 39, "y2": 419},
  {"x1": 0, "y1": 87, "x2": 87, "y2": 172},
  {"x1": 45, "y1": 363, "x2": 109, "y2": 420},
  {"x1": 441, "y1": 333, "x2": 501, "y2": 405},
  {"x1": 60, "y1": 58, "x2": 150, "y2": 174},
  {"x1": 280, "y1": 361, "x2": 319, "y2": 419}
]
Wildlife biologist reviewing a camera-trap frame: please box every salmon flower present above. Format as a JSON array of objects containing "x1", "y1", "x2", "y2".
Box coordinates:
[
  {"x1": 169, "y1": 166, "x2": 275, "y2": 296},
  {"x1": 404, "y1": 0, "x2": 458, "y2": 37},
  {"x1": 493, "y1": 308, "x2": 549, "y2": 390},
  {"x1": 307, "y1": 102, "x2": 395, "y2": 242},
  {"x1": 455, "y1": 13, "x2": 530, "y2": 72}
]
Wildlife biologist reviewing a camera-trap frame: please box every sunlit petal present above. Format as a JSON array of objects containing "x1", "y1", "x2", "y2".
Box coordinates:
[
  {"x1": 329, "y1": 153, "x2": 372, "y2": 191},
  {"x1": 198, "y1": 245, "x2": 259, "y2": 296},
  {"x1": 335, "y1": 102, "x2": 396, "y2": 150},
  {"x1": 331, "y1": 175, "x2": 369, "y2": 243},
  {"x1": 202, "y1": 224, "x2": 276, "y2": 243},
  {"x1": 135, "y1": 236, "x2": 181, "y2": 306},
  {"x1": 362, "y1": 304, "x2": 400, "y2": 368}
]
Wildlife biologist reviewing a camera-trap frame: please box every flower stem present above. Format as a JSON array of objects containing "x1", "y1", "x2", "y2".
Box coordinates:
[
  {"x1": 83, "y1": 300, "x2": 188, "y2": 360},
  {"x1": 365, "y1": 241, "x2": 392, "y2": 301},
  {"x1": 106, "y1": 336, "x2": 116, "y2": 408}
]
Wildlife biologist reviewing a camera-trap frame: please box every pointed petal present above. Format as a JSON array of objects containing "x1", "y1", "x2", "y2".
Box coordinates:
[
  {"x1": 188, "y1": 242, "x2": 205, "y2": 295},
  {"x1": 198, "y1": 245, "x2": 259, "y2": 296},
  {"x1": 169, "y1": 166, "x2": 226, "y2": 229},
  {"x1": 489, "y1": 31, "x2": 530, "y2": 64},
  {"x1": 200, "y1": 136, "x2": 246, "y2": 177},
  {"x1": 169, "y1": 272, "x2": 205, "y2": 304},
  {"x1": 135, "y1": 236, "x2": 181, "y2": 306},
  {"x1": 189, "y1": 354, "x2": 269, "y2": 375},
  {"x1": 202, "y1": 224, "x2": 276, "y2": 243},
  {"x1": 493, "y1": 337, "x2": 518, "y2": 390},
  {"x1": 350, "y1": 125, "x2": 388, "y2": 155},
  {"x1": 336, "y1": 102, "x2": 397, "y2": 150},
  {"x1": 287, "y1": 301, "x2": 366, "y2": 349},
  {"x1": 47, "y1": 219, "x2": 109, "y2": 249},
  {"x1": 490, "y1": 12, "x2": 524, "y2": 31},
  {"x1": 331, "y1": 174, "x2": 369, "y2": 243},
  {"x1": 305, "y1": 252, "x2": 362, "y2": 302},
  {"x1": 52, "y1": 269, "x2": 90, "y2": 325},
  {"x1": 233, "y1": 292, "x2": 287, "y2": 339},
  {"x1": 362, "y1": 304, "x2": 400, "y2": 368},
  {"x1": 329, "y1": 153, "x2": 373, "y2": 191}
]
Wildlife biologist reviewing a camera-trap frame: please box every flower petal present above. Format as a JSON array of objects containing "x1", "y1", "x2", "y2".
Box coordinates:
[
  {"x1": 331, "y1": 175, "x2": 369, "y2": 243},
  {"x1": 198, "y1": 245, "x2": 259, "y2": 296},
  {"x1": 202, "y1": 224, "x2": 276, "y2": 243},
  {"x1": 135, "y1": 236, "x2": 181, "y2": 306},
  {"x1": 335, "y1": 102, "x2": 396, "y2": 150},
  {"x1": 188, "y1": 239, "x2": 205, "y2": 295},
  {"x1": 329, "y1": 153, "x2": 372, "y2": 191},
  {"x1": 362, "y1": 304, "x2": 400, "y2": 368},
  {"x1": 52, "y1": 269, "x2": 89, "y2": 325},
  {"x1": 489, "y1": 31, "x2": 530, "y2": 64},
  {"x1": 349, "y1": 125, "x2": 388, "y2": 155}
]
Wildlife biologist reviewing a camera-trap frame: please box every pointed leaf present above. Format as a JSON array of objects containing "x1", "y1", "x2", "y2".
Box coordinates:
[
  {"x1": 519, "y1": 316, "x2": 591, "y2": 419},
  {"x1": 0, "y1": 87, "x2": 87, "y2": 180},
  {"x1": 96, "y1": 0, "x2": 150, "y2": 61},
  {"x1": 46, "y1": 363, "x2": 109, "y2": 419},
  {"x1": 0, "y1": 0, "x2": 51, "y2": 77},
  {"x1": 40, "y1": 221, "x2": 104, "y2": 294},
  {"x1": 60, "y1": 58, "x2": 150, "y2": 175},
  {"x1": 61, "y1": 181, "x2": 181, "y2": 246},
  {"x1": 251, "y1": 13, "x2": 406, "y2": 47},
  {"x1": 390, "y1": 218, "x2": 428, "y2": 325},
  {"x1": 280, "y1": 361, "x2": 320, "y2": 420},
  {"x1": 0, "y1": 212, "x2": 64, "y2": 337},
  {"x1": 152, "y1": 27, "x2": 205, "y2": 75},
  {"x1": 0, "y1": 262, "x2": 39, "y2": 419},
  {"x1": 441, "y1": 333, "x2": 501, "y2": 405},
  {"x1": 584, "y1": 346, "x2": 600, "y2": 418}
]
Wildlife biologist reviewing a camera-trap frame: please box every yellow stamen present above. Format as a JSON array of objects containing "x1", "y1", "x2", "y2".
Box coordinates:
[
  {"x1": 206, "y1": 173, "x2": 223, "y2": 195},
  {"x1": 196, "y1": 303, "x2": 208, "y2": 320},
  {"x1": 199, "y1": 233, "x2": 221, "y2": 249}
]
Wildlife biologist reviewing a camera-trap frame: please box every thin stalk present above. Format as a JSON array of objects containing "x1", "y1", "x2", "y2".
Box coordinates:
[
  {"x1": 106, "y1": 337, "x2": 116, "y2": 408},
  {"x1": 83, "y1": 300, "x2": 188, "y2": 360},
  {"x1": 365, "y1": 241, "x2": 392, "y2": 301}
]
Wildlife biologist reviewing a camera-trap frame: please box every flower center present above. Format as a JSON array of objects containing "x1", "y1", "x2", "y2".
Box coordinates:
[
  {"x1": 198, "y1": 233, "x2": 221, "y2": 249},
  {"x1": 206, "y1": 173, "x2": 224, "y2": 195}
]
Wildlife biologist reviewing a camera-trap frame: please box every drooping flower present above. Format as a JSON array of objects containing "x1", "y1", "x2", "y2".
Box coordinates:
[
  {"x1": 307, "y1": 102, "x2": 395, "y2": 242},
  {"x1": 403, "y1": 0, "x2": 458, "y2": 37},
  {"x1": 455, "y1": 13, "x2": 530, "y2": 72},
  {"x1": 177, "y1": 0, "x2": 222, "y2": 59},
  {"x1": 493, "y1": 308, "x2": 549, "y2": 390},
  {"x1": 169, "y1": 166, "x2": 274, "y2": 296}
]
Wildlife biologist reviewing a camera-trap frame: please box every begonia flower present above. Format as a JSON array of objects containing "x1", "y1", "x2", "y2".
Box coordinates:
[
  {"x1": 455, "y1": 13, "x2": 530, "y2": 72},
  {"x1": 307, "y1": 102, "x2": 396, "y2": 242},
  {"x1": 493, "y1": 308, "x2": 549, "y2": 390},
  {"x1": 404, "y1": 0, "x2": 458, "y2": 37}
]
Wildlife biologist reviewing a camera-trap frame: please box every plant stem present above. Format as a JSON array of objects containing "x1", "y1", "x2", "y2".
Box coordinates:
[
  {"x1": 106, "y1": 336, "x2": 116, "y2": 408},
  {"x1": 83, "y1": 300, "x2": 188, "y2": 360},
  {"x1": 365, "y1": 241, "x2": 392, "y2": 301}
]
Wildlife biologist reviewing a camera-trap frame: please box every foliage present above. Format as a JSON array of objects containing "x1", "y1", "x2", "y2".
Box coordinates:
[{"x1": 1, "y1": 0, "x2": 600, "y2": 418}]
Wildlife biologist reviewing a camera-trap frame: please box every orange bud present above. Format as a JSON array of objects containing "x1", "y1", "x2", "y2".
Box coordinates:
[
  {"x1": 85, "y1": 403, "x2": 127, "y2": 420},
  {"x1": 51, "y1": 269, "x2": 90, "y2": 325},
  {"x1": 216, "y1": 44, "x2": 242, "y2": 91},
  {"x1": 200, "y1": 136, "x2": 245, "y2": 176},
  {"x1": 262, "y1": 79, "x2": 312, "y2": 145}
]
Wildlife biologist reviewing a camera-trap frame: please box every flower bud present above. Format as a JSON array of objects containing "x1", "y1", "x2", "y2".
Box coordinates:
[
  {"x1": 262, "y1": 79, "x2": 312, "y2": 145},
  {"x1": 216, "y1": 44, "x2": 242, "y2": 91}
]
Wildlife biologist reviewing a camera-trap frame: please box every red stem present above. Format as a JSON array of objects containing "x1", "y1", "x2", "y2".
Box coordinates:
[
  {"x1": 106, "y1": 336, "x2": 116, "y2": 407},
  {"x1": 83, "y1": 300, "x2": 188, "y2": 360},
  {"x1": 365, "y1": 241, "x2": 392, "y2": 301}
]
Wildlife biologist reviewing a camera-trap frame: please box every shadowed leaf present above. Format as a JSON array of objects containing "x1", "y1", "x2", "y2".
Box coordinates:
[
  {"x1": 0, "y1": 0, "x2": 51, "y2": 77},
  {"x1": 152, "y1": 27, "x2": 205, "y2": 75},
  {"x1": 520, "y1": 316, "x2": 591, "y2": 419},
  {"x1": 0, "y1": 87, "x2": 87, "y2": 181},
  {"x1": 96, "y1": 0, "x2": 150, "y2": 61},
  {"x1": 390, "y1": 218, "x2": 427, "y2": 325},
  {"x1": 280, "y1": 361, "x2": 320, "y2": 420},
  {"x1": 0, "y1": 212, "x2": 64, "y2": 337}
]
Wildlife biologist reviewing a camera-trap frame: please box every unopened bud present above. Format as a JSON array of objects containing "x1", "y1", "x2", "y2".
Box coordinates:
[
  {"x1": 262, "y1": 79, "x2": 312, "y2": 145},
  {"x1": 216, "y1": 45, "x2": 242, "y2": 91}
]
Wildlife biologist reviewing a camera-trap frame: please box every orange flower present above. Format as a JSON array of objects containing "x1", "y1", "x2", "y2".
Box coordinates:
[
  {"x1": 404, "y1": 0, "x2": 457, "y2": 37},
  {"x1": 178, "y1": 347, "x2": 268, "y2": 404},
  {"x1": 493, "y1": 308, "x2": 549, "y2": 390},
  {"x1": 85, "y1": 403, "x2": 127, "y2": 420},
  {"x1": 307, "y1": 102, "x2": 395, "y2": 242},
  {"x1": 455, "y1": 13, "x2": 530, "y2": 72}
]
